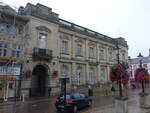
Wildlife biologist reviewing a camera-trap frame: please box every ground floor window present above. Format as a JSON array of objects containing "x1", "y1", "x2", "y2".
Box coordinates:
[
  {"x1": 88, "y1": 67, "x2": 94, "y2": 84},
  {"x1": 76, "y1": 66, "x2": 82, "y2": 86},
  {"x1": 100, "y1": 68, "x2": 106, "y2": 83}
]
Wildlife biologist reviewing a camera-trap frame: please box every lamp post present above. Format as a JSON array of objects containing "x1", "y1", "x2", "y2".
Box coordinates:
[
  {"x1": 137, "y1": 52, "x2": 145, "y2": 93},
  {"x1": 116, "y1": 41, "x2": 123, "y2": 97}
]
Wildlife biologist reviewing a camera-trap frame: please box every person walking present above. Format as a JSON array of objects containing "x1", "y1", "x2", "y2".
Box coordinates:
[{"x1": 88, "y1": 85, "x2": 93, "y2": 96}]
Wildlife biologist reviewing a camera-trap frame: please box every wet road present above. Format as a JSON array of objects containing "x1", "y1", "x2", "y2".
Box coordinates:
[
  {"x1": 0, "y1": 89, "x2": 144, "y2": 113},
  {"x1": 0, "y1": 95, "x2": 113, "y2": 113}
]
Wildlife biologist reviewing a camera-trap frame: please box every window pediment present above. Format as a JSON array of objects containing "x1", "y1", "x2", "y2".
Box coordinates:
[
  {"x1": 36, "y1": 26, "x2": 51, "y2": 33},
  {"x1": 75, "y1": 38, "x2": 84, "y2": 44},
  {"x1": 60, "y1": 34, "x2": 70, "y2": 40},
  {"x1": 88, "y1": 42, "x2": 96, "y2": 47}
]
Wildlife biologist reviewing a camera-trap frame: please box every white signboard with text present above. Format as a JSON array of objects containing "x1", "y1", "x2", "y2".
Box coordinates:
[{"x1": 0, "y1": 66, "x2": 21, "y2": 75}]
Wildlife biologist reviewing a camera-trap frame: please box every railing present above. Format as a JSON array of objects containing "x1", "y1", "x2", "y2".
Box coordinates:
[{"x1": 32, "y1": 48, "x2": 52, "y2": 62}]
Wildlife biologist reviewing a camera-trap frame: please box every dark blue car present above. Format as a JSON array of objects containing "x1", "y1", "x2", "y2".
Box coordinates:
[{"x1": 55, "y1": 93, "x2": 92, "y2": 113}]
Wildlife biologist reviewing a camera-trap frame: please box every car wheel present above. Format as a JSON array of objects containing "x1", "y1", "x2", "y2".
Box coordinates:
[
  {"x1": 88, "y1": 101, "x2": 92, "y2": 107},
  {"x1": 73, "y1": 105, "x2": 77, "y2": 113}
]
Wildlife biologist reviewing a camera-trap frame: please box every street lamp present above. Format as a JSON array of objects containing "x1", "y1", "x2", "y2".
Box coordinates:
[
  {"x1": 115, "y1": 40, "x2": 123, "y2": 97},
  {"x1": 137, "y1": 52, "x2": 143, "y2": 68},
  {"x1": 137, "y1": 52, "x2": 145, "y2": 93}
]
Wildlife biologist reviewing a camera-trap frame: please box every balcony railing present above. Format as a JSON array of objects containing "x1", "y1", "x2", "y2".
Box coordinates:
[{"x1": 32, "y1": 48, "x2": 52, "y2": 62}]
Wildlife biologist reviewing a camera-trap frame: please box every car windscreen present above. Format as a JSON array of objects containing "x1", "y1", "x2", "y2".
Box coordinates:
[{"x1": 60, "y1": 95, "x2": 71, "y2": 100}]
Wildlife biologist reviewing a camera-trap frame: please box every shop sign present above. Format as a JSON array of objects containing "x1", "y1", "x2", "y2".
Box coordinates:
[
  {"x1": 0, "y1": 66, "x2": 20, "y2": 75},
  {"x1": 0, "y1": 76, "x2": 16, "y2": 80}
]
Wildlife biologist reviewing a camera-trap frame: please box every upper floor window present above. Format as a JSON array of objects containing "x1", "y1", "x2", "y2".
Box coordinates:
[
  {"x1": 122, "y1": 53, "x2": 126, "y2": 62},
  {"x1": 76, "y1": 44, "x2": 82, "y2": 56},
  {"x1": 38, "y1": 33, "x2": 47, "y2": 49},
  {"x1": 61, "y1": 40, "x2": 69, "y2": 54},
  {"x1": 99, "y1": 49, "x2": 104, "y2": 60},
  {"x1": 108, "y1": 51, "x2": 113, "y2": 61},
  {"x1": 143, "y1": 64, "x2": 147, "y2": 68},
  {"x1": 11, "y1": 44, "x2": 21, "y2": 57},
  {"x1": 0, "y1": 42, "x2": 7, "y2": 56},
  {"x1": 0, "y1": 24, "x2": 23, "y2": 35},
  {"x1": 89, "y1": 47, "x2": 94, "y2": 58}
]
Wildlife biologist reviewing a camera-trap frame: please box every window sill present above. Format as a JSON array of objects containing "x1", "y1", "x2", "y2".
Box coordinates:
[
  {"x1": 75, "y1": 55, "x2": 83, "y2": 57},
  {"x1": 88, "y1": 57, "x2": 96, "y2": 59},
  {"x1": 60, "y1": 52, "x2": 70, "y2": 55}
]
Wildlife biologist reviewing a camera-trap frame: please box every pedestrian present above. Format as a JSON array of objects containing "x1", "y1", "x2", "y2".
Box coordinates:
[
  {"x1": 88, "y1": 85, "x2": 93, "y2": 96},
  {"x1": 48, "y1": 87, "x2": 51, "y2": 97},
  {"x1": 111, "y1": 86, "x2": 115, "y2": 96}
]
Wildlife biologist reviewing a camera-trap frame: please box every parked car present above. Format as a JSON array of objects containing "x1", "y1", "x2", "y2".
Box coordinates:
[{"x1": 55, "y1": 93, "x2": 92, "y2": 113}]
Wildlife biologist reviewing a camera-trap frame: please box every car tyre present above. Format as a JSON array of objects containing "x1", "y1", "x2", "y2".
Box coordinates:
[
  {"x1": 88, "y1": 101, "x2": 92, "y2": 107},
  {"x1": 73, "y1": 105, "x2": 77, "y2": 113}
]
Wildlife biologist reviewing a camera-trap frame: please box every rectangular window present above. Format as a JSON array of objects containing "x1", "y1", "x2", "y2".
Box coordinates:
[
  {"x1": 61, "y1": 40, "x2": 68, "y2": 54},
  {"x1": 99, "y1": 49, "x2": 104, "y2": 60},
  {"x1": 76, "y1": 44, "x2": 82, "y2": 56},
  {"x1": 122, "y1": 53, "x2": 125, "y2": 62},
  {"x1": 0, "y1": 42, "x2": 7, "y2": 56},
  {"x1": 88, "y1": 68, "x2": 94, "y2": 84},
  {"x1": 11, "y1": 44, "x2": 21, "y2": 57},
  {"x1": 89, "y1": 47, "x2": 94, "y2": 58},
  {"x1": 38, "y1": 33, "x2": 47, "y2": 49},
  {"x1": 143, "y1": 64, "x2": 147, "y2": 68},
  {"x1": 108, "y1": 51, "x2": 113, "y2": 61}
]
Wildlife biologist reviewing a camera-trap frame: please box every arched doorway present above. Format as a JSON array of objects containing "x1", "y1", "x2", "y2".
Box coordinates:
[{"x1": 30, "y1": 65, "x2": 49, "y2": 97}]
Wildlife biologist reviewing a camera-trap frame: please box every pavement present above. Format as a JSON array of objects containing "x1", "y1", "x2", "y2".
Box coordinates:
[
  {"x1": 0, "y1": 89, "x2": 150, "y2": 113},
  {"x1": 81, "y1": 89, "x2": 150, "y2": 113}
]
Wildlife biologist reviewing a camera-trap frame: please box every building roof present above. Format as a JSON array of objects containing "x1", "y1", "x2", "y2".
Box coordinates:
[
  {"x1": 23, "y1": 3, "x2": 128, "y2": 47},
  {"x1": 130, "y1": 57, "x2": 150, "y2": 64}
]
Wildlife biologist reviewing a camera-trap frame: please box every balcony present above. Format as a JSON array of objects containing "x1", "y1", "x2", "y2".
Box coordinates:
[{"x1": 32, "y1": 48, "x2": 53, "y2": 62}]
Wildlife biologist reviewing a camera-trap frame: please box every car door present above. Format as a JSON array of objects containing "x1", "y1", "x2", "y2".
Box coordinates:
[
  {"x1": 72, "y1": 93, "x2": 82, "y2": 108},
  {"x1": 80, "y1": 94, "x2": 88, "y2": 107}
]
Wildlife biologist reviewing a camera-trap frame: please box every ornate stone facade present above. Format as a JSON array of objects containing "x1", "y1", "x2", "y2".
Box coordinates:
[{"x1": 0, "y1": 3, "x2": 128, "y2": 98}]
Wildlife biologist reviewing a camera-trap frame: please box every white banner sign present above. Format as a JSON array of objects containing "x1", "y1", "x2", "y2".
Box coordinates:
[{"x1": 0, "y1": 66, "x2": 21, "y2": 75}]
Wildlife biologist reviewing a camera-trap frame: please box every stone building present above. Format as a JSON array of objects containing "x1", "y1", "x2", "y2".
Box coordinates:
[
  {"x1": 0, "y1": 4, "x2": 29, "y2": 100},
  {"x1": 129, "y1": 52, "x2": 150, "y2": 80},
  {"x1": 0, "y1": 3, "x2": 128, "y2": 99}
]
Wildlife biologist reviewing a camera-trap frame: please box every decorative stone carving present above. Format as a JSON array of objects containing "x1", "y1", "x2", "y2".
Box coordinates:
[
  {"x1": 36, "y1": 26, "x2": 51, "y2": 33},
  {"x1": 88, "y1": 41, "x2": 96, "y2": 47},
  {"x1": 75, "y1": 38, "x2": 84, "y2": 44}
]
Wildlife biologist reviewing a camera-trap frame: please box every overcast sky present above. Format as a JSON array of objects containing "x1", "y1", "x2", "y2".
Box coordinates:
[{"x1": 2, "y1": 0, "x2": 150, "y2": 58}]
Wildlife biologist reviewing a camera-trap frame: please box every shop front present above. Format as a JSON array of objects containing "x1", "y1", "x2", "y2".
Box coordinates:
[{"x1": 0, "y1": 65, "x2": 20, "y2": 100}]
